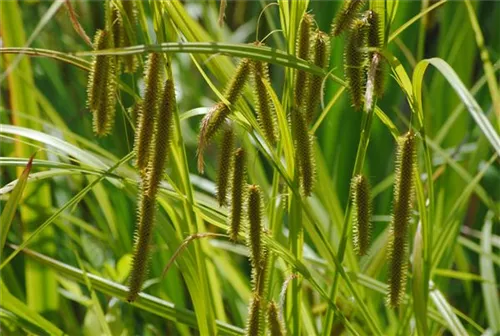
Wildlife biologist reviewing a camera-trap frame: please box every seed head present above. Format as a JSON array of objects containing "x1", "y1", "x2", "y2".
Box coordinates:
[
  {"x1": 134, "y1": 53, "x2": 164, "y2": 171},
  {"x1": 252, "y1": 60, "x2": 278, "y2": 144},
  {"x1": 267, "y1": 301, "x2": 285, "y2": 336},
  {"x1": 197, "y1": 102, "x2": 231, "y2": 173},
  {"x1": 292, "y1": 108, "x2": 315, "y2": 196},
  {"x1": 145, "y1": 79, "x2": 176, "y2": 197},
  {"x1": 216, "y1": 123, "x2": 235, "y2": 207},
  {"x1": 224, "y1": 58, "x2": 251, "y2": 104},
  {"x1": 386, "y1": 131, "x2": 417, "y2": 308},
  {"x1": 127, "y1": 191, "x2": 157, "y2": 302},
  {"x1": 331, "y1": 0, "x2": 367, "y2": 37},
  {"x1": 344, "y1": 18, "x2": 369, "y2": 110},
  {"x1": 294, "y1": 13, "x2": 313, "y2": 107},
  {"x1": 351, "y1": 174, "x2": 372, "y2": 256},
  {"x1": 366, "y1": 10, "x2": 386, "y2": 98},
  {"x1": 120, "y1": 0, "x2": 139, "y2": 73},
  {"x1": 247, "y1": 184, "x2": 265, "y2": 270},
  {"x1": 228, "y1": 148, "x2": 247, "y2": 242},
  {"x1": 87, "y1": 30, "x2": 108, "y2": 112},
  {"x1": 245, "y1": 295, "x2": 262, "y2": 336},
  {"x1": 87, "y1": 30, "x2": 118, "y2": 136},
  {"x1": 305, "y1": 30, "x2": 330, "y2": 123}
]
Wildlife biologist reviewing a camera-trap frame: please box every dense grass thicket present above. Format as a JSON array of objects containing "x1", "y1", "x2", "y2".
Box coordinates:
[{"x1": 1, "y1": 0, "x2": 499, "y2": 335}]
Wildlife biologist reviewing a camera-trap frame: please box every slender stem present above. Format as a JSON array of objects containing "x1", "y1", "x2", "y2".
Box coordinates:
[
  {"x1": 153, "y1": 5, "x2": 217, "y2": 333},
  {"x1": 322, "y1": 106, "x2": 375, "y2": 335}
]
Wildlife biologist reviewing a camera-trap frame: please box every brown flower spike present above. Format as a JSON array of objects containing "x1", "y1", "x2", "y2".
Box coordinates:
[
  {"x1": 216, "y1": 123, "x2": 235, "y2": 207},
  {"x1": 387, "y1": 131, "x2": 416, "y2": 308},
  {"x1": 252, "y1": 60, "x2": 278, "y2": 145},
  {"x1": 134, "y1": 53, "x2": 164, "y2": 171},
  {"x1": 86, "y1": 30, "x2": 118, "y2": 137},
  {"x1": 331, "y1": 0, "x2": 367, "y2": 37},
  {"x1": 197, "y1": 58, "x2": 250, "y2": 173},
  {"x1": 267, "y1": 301, "x2": 285, "y2": 336},
  {"x1": 344, "y1": 18, "x2": 369, "y2": 110},
  {"x1": 228, "y1": 148, "x2": 247, "y2": 242},
  {"x1": 351, "y1": 174, "x2": 372, "y2": 256},
  {"x1": 305, "y1": 30, "x2": 330, "y2": 123},
  {"x1": 294, "y1": 13, "x2": 313, "y2": 108}
]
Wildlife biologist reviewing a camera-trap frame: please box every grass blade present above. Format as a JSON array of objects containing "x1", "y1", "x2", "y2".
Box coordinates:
[
  {"x1": 0, "y1": 281, "x2": 64, "y2": 336},
  {"x1": 0, "y1": 153, "x2": 34, "y2": 250},
  {"x1": 413, "y1": 58, "x2": 500, "y2": 156},
  {"x1": 429, "y1": 283, "x2": 468, "y2": 335},
  {"x1": 16, "y1": 246, "x2": 244, "y2": 336},
  {"x1": 480, "y1": 212, "x2": 500, "y2": 332}
]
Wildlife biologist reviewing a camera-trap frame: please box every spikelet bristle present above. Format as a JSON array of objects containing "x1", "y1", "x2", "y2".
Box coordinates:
[
  {"x1": 247, "y1": 184, "x2": 265, "y2": 270},
  {"x1": 228, "y1": 148, "x2": 247, "y2": 242},
  {"x1": 245, "y1": 295, "x2": 262, "y2": 336},
  {"x1": 120, "y1": 0, "x2": 139, "y2": 73},
  {"x1": 331, "y1": 0, "x2": 367, "y2": 37},
  {"x1": 305, "y1": 30, "x2": 330, "y2": 123},
  {"x1": 252, "y1": 60, "x2": 278, "y2": 144},
  {"x1": 387, "y1": 227, "x2": 409, "y2": 308},
  {"x1": 197, "y1": 102, "x2": 231, "y2": 173},
  {"x1": 129, "y1": 99, "x2": 143, "y2": 125},
  {"x1": 134, "y1": 53, "x2": 164, "y2": 171},
  {"x1": 145, "y1": 79, "x2": 176, "y2": 197},
  {"x1": 224, "y1": 58, "x2": 251, "y2": 104},
  {"x1": 366, "y1": 10, "x2": 386, "y2": 98},
  {"x1": 292, "y1": 108, "x2": 315, "y2": 196},
  {"x1": 344, "y1": 18, "x2": 369, "y2": 110},
  {"x1": 110, "y1": 3, "x2": 124, "y2": 59},
  {"x1": 87, "y1": 30, "x2": 107, "y2": 112},
  {"x1": 216, "y1": 123, "x2": 235, "y2": 207},
  {"x1": 351, "y1": 174, "x2": 372, "y2": 256},
  {"x1": 127, "y1": 190, "x2": 157, "y2": 302},
  {"x1": 268, "y1": 301, "x2": 285, "y2": 336},
  {"x1": 87, "y1": 29, "x2": 118, "y2": 137},
  {"x1": 294, "y1": 13, "x2": 313, "y2": 108},
  {"x1": 386, "y1": 131, "x2": 416, "y2": 308}
]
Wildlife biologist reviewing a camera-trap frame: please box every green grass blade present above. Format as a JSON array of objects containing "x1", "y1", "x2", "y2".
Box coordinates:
[
  {"x1": 389, "y1": 0, "x2": 447, "y2": 42},
  {"x1": 412, "y1": 222, "x2": 428, "y2": 335},
  {"x1": 480, "y1": 212, "x2": 500, "y2": 332},
  {"x1": 413, "y1": 58, "x2": 500, "y2": 156},
  {"x1": 0, "y1": 281, "x2": 64, "y2": 336},
  {"x1": 0, "y1": 152, "x2": 134, "y2": 271},
  {"x1": 0, "y1": 153, "x2": 34, "y2": 250},
  {"x1": 429, "y1": 283, "x2": 468, "y2": 335},
  {"x1": 463, "y1": 0, "x2": 500, "y2": 130},
  {"x1": 16, "y1": 246, "x2": 244, "y2": 336}
]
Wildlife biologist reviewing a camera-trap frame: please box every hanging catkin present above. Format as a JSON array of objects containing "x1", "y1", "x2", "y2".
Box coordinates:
[
  {"x1": 245, "y1": 295, "x2": 262, "y2": 336},
  {"x1": 387, "y1": 131, "x2": 416, "y2": 308},
  {"x1": 216, "y1": 123, "x2": 235, "y2": 207},
  {"x1": 294, "y1": 13, "x2": 313, "y2": 108},
  {"x1": 134, "y1": 53, "x2": 163, "y2": 171},
  {"x1": 197, "y1": 58, "x2": 250, "y2": 173},
  {"x1": 228, "y1": 148, "x2": 247, "y2": 242},
  {"x1": 252, "y1": 60, "x2": 278, "y2": 144},
  {"x1": 366, "y1": 10, "x2": 385, "y2": 98},
  {"x1": 86, "y1": 30, "x2": 118, "y2": 136},
  {"x1": 351, "y1": 174, "x2": 372, "y2": 256},
  {"x1": 145, "y1": 79, "x2": 175, "y2": 196},
  {"x1": 292, "y1": 108, "x2": 315, "y2": 196},
  {"x1": 267, "y1": 301, "x2": 285, "y2": 336},
  {"x1": 120, "y1": 0, "x2": 139, "y2": 73},
  {"x1": 344, "y1": 18, "x2": 368, "y2": 110},
  {"x1": 331, "y1": 0, "x2": 367, "y2": 37},
  {"x1": 305, "y1": 30, "x2": 330, "y2": 123},
  {"x1": 127, "y1": 191, "x2": 156, "y2": 302}
]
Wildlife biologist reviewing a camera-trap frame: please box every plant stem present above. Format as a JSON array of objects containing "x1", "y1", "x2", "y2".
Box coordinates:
[{"x1": 322, "y1": 106, "x2": 375, "y2": 335}]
